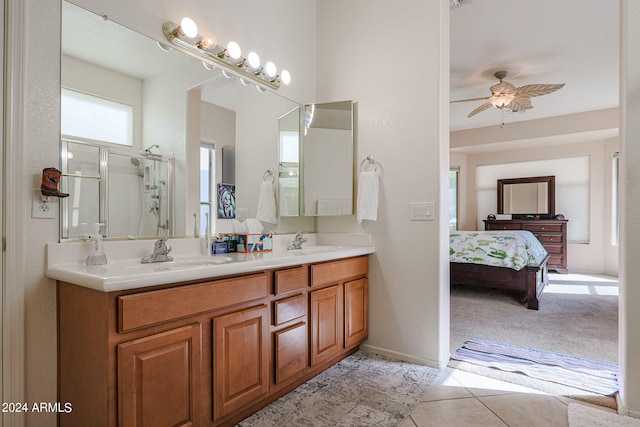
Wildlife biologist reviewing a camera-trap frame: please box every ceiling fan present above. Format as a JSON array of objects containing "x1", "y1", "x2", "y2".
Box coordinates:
[{"x1": 452, "y1": 71, "x2": 565, "y2": 118}]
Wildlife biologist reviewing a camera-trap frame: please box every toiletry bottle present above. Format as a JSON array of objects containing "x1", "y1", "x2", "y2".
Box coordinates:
[{"x1": 86, "y1": 223, "x2": 108, "y2": 265}]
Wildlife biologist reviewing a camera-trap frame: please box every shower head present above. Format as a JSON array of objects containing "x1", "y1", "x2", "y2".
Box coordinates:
[{"x1": 144, "y1": 144, "x2": 159, "y2": 153}]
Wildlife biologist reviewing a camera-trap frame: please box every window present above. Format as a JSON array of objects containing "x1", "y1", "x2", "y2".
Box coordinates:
[
  {"x1": 200, "y1": 142, "x2": 216, "y2": 234},
  {"x1": 61, "y1": 88, "x2": 133, "y2": 146},
  {"x1": 449, "y1": 168, "x2": 459, "y2": 231},
  {"x1": 612, "y1": 152, "x2": 620, "y2": 246}
]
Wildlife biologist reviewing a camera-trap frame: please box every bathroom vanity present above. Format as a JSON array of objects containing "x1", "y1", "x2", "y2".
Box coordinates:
[{"x1": 49, "y1": 238, "x2": 372, "y2": 427}]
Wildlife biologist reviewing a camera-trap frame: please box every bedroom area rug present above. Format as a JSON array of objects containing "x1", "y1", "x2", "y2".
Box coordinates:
[
  {"x1": 568, "y1": 403, "x2": 640, "y2": 427},
  {"x1": 237, "y1": 350, "x2": 440, "y2": 426},
  {"x1": 451, "y1": 338, "x2": 618, "y2": 396}
]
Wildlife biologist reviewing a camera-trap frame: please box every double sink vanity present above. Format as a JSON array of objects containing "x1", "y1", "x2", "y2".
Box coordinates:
[{"x1": 47, "y1": 234, "x2": 373, "y2": 426}]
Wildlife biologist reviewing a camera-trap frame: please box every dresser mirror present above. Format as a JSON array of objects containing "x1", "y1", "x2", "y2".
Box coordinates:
[
  {"x1": 497, "y1": 176, "x2": 555, "y2": 219},
  {"x1": 60, "y1": 1, "x2": 301, "y2": 240}
]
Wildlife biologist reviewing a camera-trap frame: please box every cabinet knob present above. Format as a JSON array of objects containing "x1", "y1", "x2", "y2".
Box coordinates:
[{"x1": 541, "y1": 227, "x2": 545, "y2": 230}]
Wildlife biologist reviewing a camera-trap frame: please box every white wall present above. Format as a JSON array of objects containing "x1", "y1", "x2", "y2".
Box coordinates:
[
  {"x1": 619, "y1": 0, "x2": 640, "y2": 417},
  {"x1": 315, "y1": 0, "x2": 451, "y2": 368}
]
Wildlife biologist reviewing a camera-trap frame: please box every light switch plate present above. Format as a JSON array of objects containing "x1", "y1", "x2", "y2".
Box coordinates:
[
  {"x1": 32, "y1": 189, "x2": 57, "y2": 219},
  {"x1": 410, "y1": 201, "x2": 435, "y2": 221}
]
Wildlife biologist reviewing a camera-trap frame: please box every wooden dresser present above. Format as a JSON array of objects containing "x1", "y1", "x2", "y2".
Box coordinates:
[{"x1": 484, "y1": 219, "x2": 568, "y2": 274}]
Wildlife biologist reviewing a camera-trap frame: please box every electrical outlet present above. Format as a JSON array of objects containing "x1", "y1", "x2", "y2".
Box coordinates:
[{"x1": 32, "y1": 189, "x2": 56, "y2": 219}]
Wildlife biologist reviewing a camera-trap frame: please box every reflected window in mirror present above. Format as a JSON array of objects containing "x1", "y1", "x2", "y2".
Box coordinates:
[
  {"x1": 200, "y1": 142, "x2": 216, "y2": 234},
  {"x1": 61, "y1": 88, "x2": 133, "y2": 146}
]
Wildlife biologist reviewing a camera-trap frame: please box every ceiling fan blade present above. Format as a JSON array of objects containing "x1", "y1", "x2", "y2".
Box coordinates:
[
  {"x1": 508, "y1": 97, "x2": 533, "y2": 111},
  {"x1": 468, "y1": 101, "x2": 493, "y2": 118},
  {"x1": 450, "y1": 96, "x2": 491, "y2": 103},
  {"x1": 513, "y1": 83, "x2": 565, "y2": 98},
  {"x1": 490, "y1": 81, "x2": 516, "y2": 95}
]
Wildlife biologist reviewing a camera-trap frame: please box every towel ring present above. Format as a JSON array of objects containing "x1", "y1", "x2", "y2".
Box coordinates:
[
  {"x1": 262, "y1": 169, "x2": 274, "y2": 182},
  {"x1": 360, "y1": 155, "x2": 380, "y2": 173}
]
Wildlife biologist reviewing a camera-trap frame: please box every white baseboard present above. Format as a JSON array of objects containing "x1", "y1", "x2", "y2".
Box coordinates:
[
  {"x1": 360, "y1": 344, "x2": 448, "y2": 370},
  {"x1": 616, "y1": 396, "x2": 640, "y2": 419}
]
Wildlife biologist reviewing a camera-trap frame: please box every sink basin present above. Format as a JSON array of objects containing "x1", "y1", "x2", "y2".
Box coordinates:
[
  {"x1": 288, "y1": 245, "x2": 343, "y2": 255},
  {"x1": 107, "y1": 256, "x2": 234, "y2": 274}
]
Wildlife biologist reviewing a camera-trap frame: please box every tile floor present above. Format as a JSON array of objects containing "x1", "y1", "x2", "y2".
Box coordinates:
[{"x1": 402, "y1": 367, "x2": 616, "y2": 427}]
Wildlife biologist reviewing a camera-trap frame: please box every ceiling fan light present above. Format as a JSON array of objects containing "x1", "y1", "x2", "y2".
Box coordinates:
[{"x1": 489, "y1": 94, "x2": 515, "y2": 108}]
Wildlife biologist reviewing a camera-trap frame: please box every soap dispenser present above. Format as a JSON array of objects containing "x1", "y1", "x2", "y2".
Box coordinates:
[{"x1": 86, "y1": 223, "x2": 107, "y2": 265}]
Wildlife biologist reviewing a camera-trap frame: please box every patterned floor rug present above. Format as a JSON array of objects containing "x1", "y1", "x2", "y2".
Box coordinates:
[
  {"x1": 238, "y1": 350, "x2": 440, "y2": 426},
  {"x1": 452, "y1": 338, "x2": 618, "y2": 396}
]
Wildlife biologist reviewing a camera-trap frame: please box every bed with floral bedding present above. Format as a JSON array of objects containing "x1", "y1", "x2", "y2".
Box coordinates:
[{"x1": 450, "y1": 230, "x2": 550, "y2": 310}]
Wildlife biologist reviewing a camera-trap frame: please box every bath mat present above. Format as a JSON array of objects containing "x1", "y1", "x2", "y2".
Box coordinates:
[
  {"x1": 238, "y1": 350, "x2": 439, "y2": 426},
  {"x1": 451, "y1": 338, "x2": 618, "y2": 396}
]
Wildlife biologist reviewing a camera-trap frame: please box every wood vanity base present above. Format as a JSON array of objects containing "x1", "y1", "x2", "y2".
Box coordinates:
[{"x1": 57, "y1": 255, "x2": 369, "y2": 427}]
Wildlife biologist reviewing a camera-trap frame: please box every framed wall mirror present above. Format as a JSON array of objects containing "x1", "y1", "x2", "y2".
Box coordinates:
[{"x1": 497, "y1": 175, "x2": 556, "y2": 219}]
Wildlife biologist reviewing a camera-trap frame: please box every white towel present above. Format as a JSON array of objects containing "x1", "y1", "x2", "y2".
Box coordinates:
[
  {"x1": 256, "y1": 180, "x2": 277, "y2": 224},
  {"x1": 357, "y1": 170, "x2": 379, "y2": 223}
]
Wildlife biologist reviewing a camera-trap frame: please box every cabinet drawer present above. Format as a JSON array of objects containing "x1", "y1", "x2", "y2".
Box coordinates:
[
  {"x1": 543, "y1": 244, "x2": 563, "y2": 254},
  {"x1": 273, "y1": 294, "x2": 306, "y2": 326},
  {"x1": 524, "y1": 223, "x2": 563, "y2": 233},
  {"x1": 311, "y1": 256, "x2": 368, "y2": 287},
  {"x1": 539, "y1": 234, "x2": 563, "y2": 244},
  {"x1": 118, "y1": 273, "x2": 268, "y2": 332},
  {"x1": 274, "y1": 266, "x2": 308, "y2": 295},
  {"x1": 549, "y1": 255, "x2": 565, "y2": 266},
  {"x1": 487, "y1": 222, "x2": 522, "y2": 230}
]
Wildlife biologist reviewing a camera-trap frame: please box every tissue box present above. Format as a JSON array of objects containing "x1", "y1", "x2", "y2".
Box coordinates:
[{"x1": 236, "y1": 233, "x2": 273, "y2": 253}]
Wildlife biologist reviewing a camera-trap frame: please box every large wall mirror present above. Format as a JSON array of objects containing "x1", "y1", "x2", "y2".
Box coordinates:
[
  {"x1": 60, "y1": 1, "x2": 302, "y2": 240},
  {"x1": 497, "y1": 175, "x2": 556, "y2": 219}
]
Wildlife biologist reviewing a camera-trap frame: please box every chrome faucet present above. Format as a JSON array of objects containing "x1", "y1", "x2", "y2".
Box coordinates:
[
  {"x1": 288, "y1": 232, "x2": 307, "y2": 250},
  {"x1": 141, "y1": 237, "x2": 173, "y2": 263}
]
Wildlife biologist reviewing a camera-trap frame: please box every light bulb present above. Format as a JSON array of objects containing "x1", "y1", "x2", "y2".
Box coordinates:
[
  {"x1": 180, "y1": 17, "x2": 198, "y2": 38},
  {"x1": 280, "y1": 69, "x2": 291, "y2": 85},
  {"x1": 226, "y1": 41, "x2": 242, "y2": 60},
  {"x1": 221, "y1": 69, "x2": 234, "y2": 79},
  {"x1": 197, "y1": 33, "x2": 217, "y2": 50},
  {"x1": 240, "y1": 77, "x2": 250, "y2": 87},
  {"x1": 202, "y1": 61, "x2": 215, "y2": 71},
  {"x1": 264, "y1": 61, "x2": 277, "y2": 79},
  {"x1": 247, "y1": 52, "x2": 260, "y2": 70},
  {"x1": 256, "y1": 85, "x2": 267, "y2": 93},
  {"x1": 489, "y1": 94, "x2": 515, "y2": 108}
]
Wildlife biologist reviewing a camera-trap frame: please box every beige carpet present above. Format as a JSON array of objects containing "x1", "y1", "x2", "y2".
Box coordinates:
[
  {"x1": 568, "y1": 403, "x2": 640, "y2": 426},
  {"x1": 449, "y1": 273, "x2": 618, "y2": 407}
]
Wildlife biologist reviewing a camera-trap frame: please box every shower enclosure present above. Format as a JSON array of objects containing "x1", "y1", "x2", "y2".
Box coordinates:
[{"x1": 60, "y1": 139, "x2": 174, "y2": 239}]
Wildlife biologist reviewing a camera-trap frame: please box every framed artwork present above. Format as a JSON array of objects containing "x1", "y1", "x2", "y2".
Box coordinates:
[{"x1": 217, "y1": 183, "x2": 236, "y2": 219}]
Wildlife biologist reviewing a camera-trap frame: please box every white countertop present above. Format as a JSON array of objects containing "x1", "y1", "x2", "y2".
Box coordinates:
[{"x1": 46, "y1": 233, "x2": 374, "y2": 293}]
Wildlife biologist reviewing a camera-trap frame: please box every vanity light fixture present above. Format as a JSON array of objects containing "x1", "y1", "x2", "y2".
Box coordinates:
[{"x1": 162, "y1": 18, "x2": 291, "y2": 90}]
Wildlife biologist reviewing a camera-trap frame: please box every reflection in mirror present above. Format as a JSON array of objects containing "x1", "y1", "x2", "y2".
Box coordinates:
[
  {"x1": 278, "y1": 107, "x2": 301, "y2": 216},
  {"x1": 60, "y1": 1, "x2": 302, "y2": 239},
  {"x1": 303, "y1": 100, "x2": 354, "y2": 216},
  {"x1": 503, "y1": 183, "x2": 548, "y2": 214},
  {"x1": 497, "y1": 176, "x2": 555, "y2": 218}
]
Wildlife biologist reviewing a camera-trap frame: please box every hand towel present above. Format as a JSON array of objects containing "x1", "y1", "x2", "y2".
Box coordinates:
[
  {"x1": 357, "y1": 170, "x2": 379, "y2": 223},
  {"x1": 256, "y1": 180, "x2": 277, "y2": 224}
]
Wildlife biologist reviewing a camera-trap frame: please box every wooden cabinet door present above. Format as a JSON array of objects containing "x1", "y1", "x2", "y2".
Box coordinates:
[
  {"x1": 213, "y1": 304, "x2": 269, "y2": 420},
  {"x1": 117, "y1": 323, "x2": 202, "y2": 427},
  {"x1": 273, "y1": 322, "x2": 308, "y2": 385},
  {"x1": 309, "y1": 285, "x2": 343, "y2": 367},
  {"x1": 344, "y1": 278, "x2": 368, "y2": 348}
]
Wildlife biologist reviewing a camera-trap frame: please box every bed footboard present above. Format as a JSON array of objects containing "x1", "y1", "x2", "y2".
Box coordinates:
[{"x1": 450, "y1": 254, "x2": 550, "y2": 310}]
